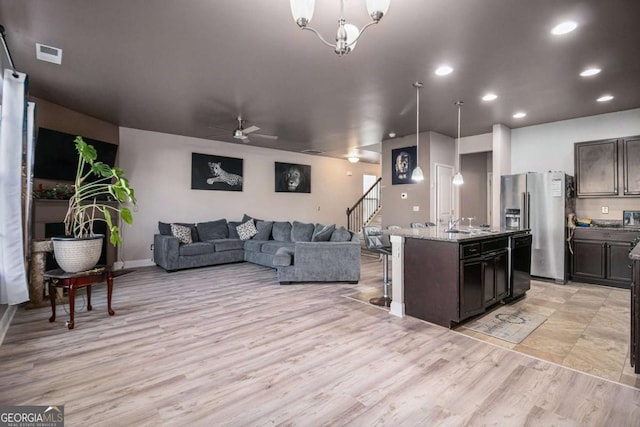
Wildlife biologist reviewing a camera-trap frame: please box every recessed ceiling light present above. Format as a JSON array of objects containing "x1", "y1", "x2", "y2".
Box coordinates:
[
  {"x1": 388, "y1": 131, "x2": 396, "y2": 138},
  {"x1": 347, "y1": 156, "x2": 360, "y2": 163},
  {"x1": 551, "y1": 21, "x2": 578, "y2": 35},
  {"x1": 580, "y1": 68, "x2": 601, "y2": 77},
  {"x1": 597, "y1": 95, "x2": 614, "y2": 102},
  {"x1": 435, "y1": 65, "x2": 453, "y2": 76},
  {"x1": 513, "y1": 112, "x2": 527, "y2": 119},
  {"x1": 482, "y1": 93, "x2": 498, "y2": 102}
]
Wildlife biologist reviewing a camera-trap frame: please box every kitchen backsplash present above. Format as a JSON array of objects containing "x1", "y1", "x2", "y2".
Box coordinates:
[{"x1": 576, "y1": 197, "x2": 640, "y2": 221}]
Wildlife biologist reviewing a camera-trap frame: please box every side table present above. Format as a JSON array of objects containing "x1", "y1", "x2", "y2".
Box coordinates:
[{"x1": 45, "y1": 266, "x2": 114, "y2": 330}]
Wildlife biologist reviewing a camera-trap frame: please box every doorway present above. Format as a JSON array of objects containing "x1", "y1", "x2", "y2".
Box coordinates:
[{"x1": 434, "y1": 163, "x2": 453, "y2": 225}]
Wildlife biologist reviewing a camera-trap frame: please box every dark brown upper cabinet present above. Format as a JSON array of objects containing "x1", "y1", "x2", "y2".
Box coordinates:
[
  {"x1": 624, "y1": 136, "x2": 640, "y2": 195},
  {"x1": 575, "y1": 136, "x2": 640, "y2": 198}
]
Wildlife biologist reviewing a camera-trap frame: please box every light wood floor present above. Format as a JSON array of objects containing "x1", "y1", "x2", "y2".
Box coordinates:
[{"x1": 2, "y1": 257, "x2": 640, "y2": 426}]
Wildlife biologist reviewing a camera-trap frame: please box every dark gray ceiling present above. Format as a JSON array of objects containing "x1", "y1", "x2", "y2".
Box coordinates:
[{"x1": 1, "y1": 0, "x2": 639, "y2": 163}]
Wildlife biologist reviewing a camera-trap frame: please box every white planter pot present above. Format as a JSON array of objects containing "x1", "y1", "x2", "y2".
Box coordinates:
[{"x1": 51, "y1": 234, "x2": 104, "y2": 273}]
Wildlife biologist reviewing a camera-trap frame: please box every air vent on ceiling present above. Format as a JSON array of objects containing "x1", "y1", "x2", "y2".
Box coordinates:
[
  {"x1": 301, "y1": 149, "x2": 324, "y2": 155},
  {"x1": 36, "y1": 43, "x2": 62, "y2": 65}
]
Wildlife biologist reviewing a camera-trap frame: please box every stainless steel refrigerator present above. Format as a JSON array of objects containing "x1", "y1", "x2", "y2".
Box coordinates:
[{"x1": 500, "y1": 172, "x2": 575, "y2": 283}]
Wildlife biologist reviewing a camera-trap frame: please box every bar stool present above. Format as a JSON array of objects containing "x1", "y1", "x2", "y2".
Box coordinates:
[
  {"x1": 410, "y1": 222, "x2": 426, "y2": 228},
  {"x1": 362, "y1": 226, "x2": 392, "y2": 307}
]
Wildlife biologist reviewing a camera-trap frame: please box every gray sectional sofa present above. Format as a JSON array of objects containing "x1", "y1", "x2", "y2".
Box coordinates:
[{"x1": 153, "y1": 215, "x2": 360, "y2": 285}]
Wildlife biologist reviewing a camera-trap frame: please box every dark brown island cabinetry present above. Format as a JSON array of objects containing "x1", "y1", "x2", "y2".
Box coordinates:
[
  {"x1": 404, "y1": 235, "x2": 509, "y2": 328},
  {"x1": 572, "y1": 228, "x2": 639, "y2": 288},
  {"x1": 575, "y1": 136, "x2": 640, "y2": 198}
]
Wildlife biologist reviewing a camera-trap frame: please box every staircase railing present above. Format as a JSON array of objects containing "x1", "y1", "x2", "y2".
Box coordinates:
[{"x1": 346, "y1": 177, "x2": 382, "y2": 232}]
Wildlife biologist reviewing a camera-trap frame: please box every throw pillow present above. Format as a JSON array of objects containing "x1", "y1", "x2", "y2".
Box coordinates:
[
  {"x1": 175, "y1": 222, "x2": 199, "y2": 242},
  {"x1": 272, "y1": 221, "x2": 292, "y2": 242},
  {"x1": 228, "y1": 221, "x2": 243, "y2": 239},
  {"x1": 252, "y1": 220, "x2": 273, "y2": 240},
  {"x1": 158, "y1": 221, "x2": 172, "y2": 236},
  {"x1": 236, "y1": 220, "x2": 258, "y2": 241},
  {"x1": 171, "y1": 223, "x2": 193, "y2": 244},
  {"x1": 312, "y1": 223, "x2": 336, "y2": 242},
  {"x1": 197, "y1": 219, "x2": 229, "y2": 241},
  {"x1": 330, "y1": 226, "x2": 352, "y2": 242},
  {"x1": 242, "y1": 213, "x2": 262, "y2": 224},
  {"x1": 291, "y1": 221, "x2": 315, "y2": 242}
]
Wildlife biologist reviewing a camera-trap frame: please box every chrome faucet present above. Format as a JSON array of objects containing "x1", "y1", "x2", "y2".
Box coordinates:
[{"x1": 447, "y1": 216, "x2": 462, "y2": 231}]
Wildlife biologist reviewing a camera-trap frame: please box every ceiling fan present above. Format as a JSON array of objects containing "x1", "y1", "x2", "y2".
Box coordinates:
[{"x1": 209, "y1": 116, "x2": 278, "y2": 143}]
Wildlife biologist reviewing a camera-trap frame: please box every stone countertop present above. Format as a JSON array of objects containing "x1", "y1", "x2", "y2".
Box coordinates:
[
  {"x1": 576, "y1": 225, "x2": 640, "y2": 232},
  {"x1": 389, "y1": 226, "x2": 528, "y2": 242}
]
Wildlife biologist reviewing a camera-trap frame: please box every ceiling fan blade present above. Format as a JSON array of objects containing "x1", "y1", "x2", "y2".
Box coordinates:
[
  {"x1": 243, "y1": 125, "x2": 260, "y2": 134},
  {"x1": 208, "y1": 124, "x2": 233, "y2": 131},
  {"x1": 252, "y1": 133, "x2": 279, "y2": 140}
]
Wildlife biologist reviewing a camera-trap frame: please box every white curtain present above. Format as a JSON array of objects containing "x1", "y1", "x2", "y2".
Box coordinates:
[{"x1": 0, "y1": 69, "x2": 30, "y2": 305}]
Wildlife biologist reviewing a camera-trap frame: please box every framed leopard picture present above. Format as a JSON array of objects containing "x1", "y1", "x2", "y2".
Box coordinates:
[{"x1": 191, "y1": 153, "x2": 243, "y2": 191}]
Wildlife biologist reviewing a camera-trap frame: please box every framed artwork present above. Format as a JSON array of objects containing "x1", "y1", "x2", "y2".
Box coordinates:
[
  {"x1": 391, "y1": 146, "x2": 417, "y2": 185},
  {"x1": 191, "y1": 153, "x2": 243, "y2": 191},
  {"x1": 275, "y1": 162, "x2": 311, "y2": 193}
]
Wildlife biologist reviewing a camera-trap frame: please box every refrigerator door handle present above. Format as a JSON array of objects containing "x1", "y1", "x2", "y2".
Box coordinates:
[
  {"x1": 521, "y1": 192, "x2": 528, "y2": 229},
  {"x1": 525, "y1": 192, "x2": 531, "y2": 229}
]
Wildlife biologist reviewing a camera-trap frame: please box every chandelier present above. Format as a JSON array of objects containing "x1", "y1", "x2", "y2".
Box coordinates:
[{"x1": 289, "y1": 0, "x2": 391, "y2": 56}]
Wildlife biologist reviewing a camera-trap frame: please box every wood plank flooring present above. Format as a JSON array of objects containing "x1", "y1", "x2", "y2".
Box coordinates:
[{"x1": 1, "y1": 257, "x2": 640, "y2": 426}]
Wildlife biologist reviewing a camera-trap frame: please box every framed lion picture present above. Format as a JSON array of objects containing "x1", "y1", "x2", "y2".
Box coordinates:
[
  {"x1": 191, "y1": 153, "x2": 243, "y2": 191},
  {"x1": 275, "y1": 162, "x2": 311, "y2": 193},
  {"x1": 391, "y1": 146, "x2": 417, "y2": 185}
]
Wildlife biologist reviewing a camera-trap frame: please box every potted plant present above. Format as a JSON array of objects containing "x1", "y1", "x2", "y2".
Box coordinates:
[{"x1": 51, "y1": 136, "x2": 136, "y2": 273}]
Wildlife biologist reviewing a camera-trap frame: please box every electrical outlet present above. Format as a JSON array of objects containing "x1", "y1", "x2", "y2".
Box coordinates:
[
  {"x1": 602, "y1": 206, "x2": 609, "y2": 214},
  {"x1": 413, "y1": 206, "x2": 420, "y2": 212},
  {"x1": 401, "y1": 193, "x2": 407, "y2": 199}
]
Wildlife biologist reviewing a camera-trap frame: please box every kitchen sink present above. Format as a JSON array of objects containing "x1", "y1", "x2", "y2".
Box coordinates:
[{"x1": 445, "y1": 229, "x2": 471, "y2": 234}]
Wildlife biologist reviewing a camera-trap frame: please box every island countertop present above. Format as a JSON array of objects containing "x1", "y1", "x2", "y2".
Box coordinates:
[{"x1": 389, "y1": 226, "x2": 529, "y2": 242}]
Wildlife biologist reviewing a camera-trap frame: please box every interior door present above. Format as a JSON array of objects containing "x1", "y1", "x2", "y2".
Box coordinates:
[{"x1": 435, "y1": 164, "x2": 454, "y2": 225}]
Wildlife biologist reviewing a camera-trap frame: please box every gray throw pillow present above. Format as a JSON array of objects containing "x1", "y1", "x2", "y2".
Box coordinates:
[
  {"x1": 312, "y1": 223, "x2": 336, "y2": 242},
  {"x1": 158, "y1": 221, "x2": 172, "y2": 236},
  {"x1": 228, "y1": 221, "x2": 243, "y2": 239},
  {"x1": 242, "y1": 213, "x2": 262, "y2": 224},
  {"x1": 272, "y1": 221, "x2": 292, "y2": 242},
  {"x1": 291, "y1": 221, "x2": 315, "y2": 242},
  {"x1": 197, "y1": 219, "x2": 229, "y2": 241},
  {"x1": 252, "y1": 220, "x2": 273, "y2": 240},
  {"x1": 330, "y1": 226, "x2": 352, "y2": 242}
]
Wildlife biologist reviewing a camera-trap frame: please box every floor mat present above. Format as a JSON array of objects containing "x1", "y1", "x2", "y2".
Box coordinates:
[{"x1": 462, "y1": 306, "x2": 547, "y2": 344}]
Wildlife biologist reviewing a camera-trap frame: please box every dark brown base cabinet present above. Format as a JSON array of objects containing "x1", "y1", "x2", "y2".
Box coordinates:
[
  {"x1": 632, "y1": 259, "x2": 640, "y2": 374},
  {"x1": 572, "y1": 228, "x2": 639, "y2": 289},
  {"x1": 404, "y1": 236, "x2": 509, "y2": 328}
]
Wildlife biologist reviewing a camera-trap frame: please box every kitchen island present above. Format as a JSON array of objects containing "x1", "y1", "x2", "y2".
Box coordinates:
[{"x1": 388, "y1": 227, "x2": 530, "y2": 328}]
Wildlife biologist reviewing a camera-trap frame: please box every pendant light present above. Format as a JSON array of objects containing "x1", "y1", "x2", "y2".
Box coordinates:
[
  {"x1": 411, "y1": 82, "x2": 424, "y2": 182},
  {"x1": 452, "y1": 101, "x2": 464, "y2": 186}
]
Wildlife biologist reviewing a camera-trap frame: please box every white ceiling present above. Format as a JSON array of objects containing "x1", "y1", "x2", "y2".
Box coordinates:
[{"x1": 1, "y1": 0, "x2": 639, "y2": 163}]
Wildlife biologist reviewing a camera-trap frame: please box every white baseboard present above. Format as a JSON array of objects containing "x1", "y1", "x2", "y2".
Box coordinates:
[
  {"x1": 0, "y1": 305, "x2": 17, "y2": 346},
  {"x1": 113, "y1": 259, "x2": 155, "y2": 270}
]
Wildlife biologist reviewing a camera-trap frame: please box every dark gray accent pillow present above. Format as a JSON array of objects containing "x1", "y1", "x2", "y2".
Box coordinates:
[
  {"x1": 176, "y1": 222, "x2": 199, "y2": 242},
  {"x1": 312, "y1": 223, "x2": 336, "y2": 242},
  {"x1": 330, "y1": 226, "x2": 352, "y2": 242},
  {"x1": 242, "y1": 213, "x2": 262, "y2": 224},
  {"x1": 272, "y1": 221, "x2": 292, "y2": 242},
  {"x1": 291, "y1": 221, "x2": 314, "y2": 242},
  {"x1": 197, "y1": 219, "x2": 229, "y2": 241},
  {"x1": 252, "y1": 220, "x2": 273, "y2": 240},
  {"x1": 158, "y1": 221, "x2": 172, "y2": 236},
  {"x1": 228, "y1": 221, "x2": 243, "y2": 239}
]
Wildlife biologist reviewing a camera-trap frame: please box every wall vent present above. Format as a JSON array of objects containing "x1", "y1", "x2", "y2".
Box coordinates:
[
  {"x1": 36, "y1": 43, "x2": 62, "y2": 65},
  {"x1": 301, "y1": 149, "x2": 324, "y2": 155}
]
